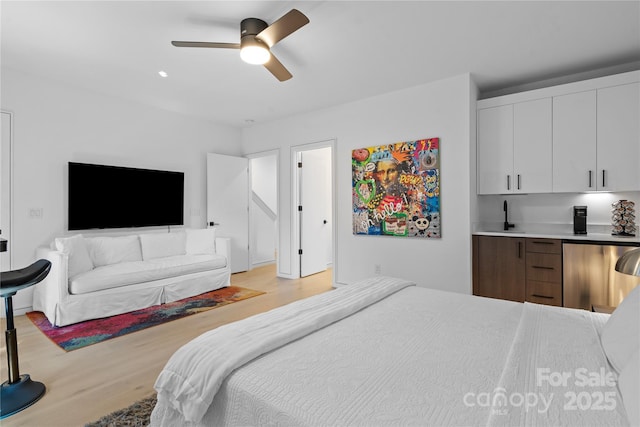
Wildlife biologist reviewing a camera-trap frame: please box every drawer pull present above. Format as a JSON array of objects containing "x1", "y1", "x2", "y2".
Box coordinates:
[
  {"x1": 532, "y1": 265, "x2": 554, "y2": 270},
  {"x1": 532, "y1": 294, "x2": 554, "y2": 299},
  {"x1": 531, "y1": 241, "x2": 554, "y2": 245}
]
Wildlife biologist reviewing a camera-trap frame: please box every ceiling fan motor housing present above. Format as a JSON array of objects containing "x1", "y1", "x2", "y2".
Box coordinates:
[{"x1": 241, "y1": 18, "x2": 268, "y2": 38}]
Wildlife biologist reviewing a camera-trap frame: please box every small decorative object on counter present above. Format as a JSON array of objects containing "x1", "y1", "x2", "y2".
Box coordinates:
[{"x1": 611, "y1": 200, "x2": 636, "y2": 236}]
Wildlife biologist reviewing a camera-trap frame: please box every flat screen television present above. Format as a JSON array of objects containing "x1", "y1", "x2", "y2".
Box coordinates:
[{"x1": 68, "y1": 162, "x2": 184, "y2": 230}]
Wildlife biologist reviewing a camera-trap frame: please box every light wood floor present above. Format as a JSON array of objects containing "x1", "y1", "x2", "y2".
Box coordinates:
[{"x1": 0, "y1": 265, "x2": 333, "y2": 426}]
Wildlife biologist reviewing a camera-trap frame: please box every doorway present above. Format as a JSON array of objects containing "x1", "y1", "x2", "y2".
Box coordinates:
[
  {"x1": 1, "y1": 111, "x2": 13, "y2": 272},
  {"x1": 248, "y1": 150, "x2": 278, "y2": 270},
  {"x1": 293, "y1": 141, "x2": 334, "y2": 278}
]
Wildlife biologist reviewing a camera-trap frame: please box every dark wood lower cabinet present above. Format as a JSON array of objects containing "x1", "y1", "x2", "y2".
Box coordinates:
[
  {"x1": 472, "y1": 235, "x2": 526, "y2": 302},
  {"x1": 472, "y1": 235, "x2": 563, "y2": 306}
]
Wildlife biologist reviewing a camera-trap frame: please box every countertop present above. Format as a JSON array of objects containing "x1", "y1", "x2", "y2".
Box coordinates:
[{"x1": 473, "y1": 230, "x2": 640, "y2": 245}]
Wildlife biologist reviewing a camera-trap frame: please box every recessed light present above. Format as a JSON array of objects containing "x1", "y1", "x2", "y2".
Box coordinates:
[{"x1": 158, "y1": 71, "x2": 168, "y2": 78}]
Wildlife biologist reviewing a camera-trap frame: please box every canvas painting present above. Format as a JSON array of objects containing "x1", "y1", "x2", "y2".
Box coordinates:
[{"x1": 352, "y1": 138, "x2": 440, "y2": 238}]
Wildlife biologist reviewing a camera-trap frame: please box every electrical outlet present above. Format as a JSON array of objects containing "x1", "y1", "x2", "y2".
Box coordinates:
[
  {"x1": 29, "y1": 208, "x2": 43, "y2": 219},
  {"x1": 374, "y1": 264, "x2": 381, "y2": 275}
]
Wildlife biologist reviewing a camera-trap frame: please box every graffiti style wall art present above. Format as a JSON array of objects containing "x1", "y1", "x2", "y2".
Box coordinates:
[{"x1": 352, "y1": 138, "x2": 440, "y2": 238}]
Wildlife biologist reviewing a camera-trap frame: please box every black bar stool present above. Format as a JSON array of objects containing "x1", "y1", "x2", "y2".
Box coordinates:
[{"x1": 1, "y1": 259, "x2": 51, "y2": 419}]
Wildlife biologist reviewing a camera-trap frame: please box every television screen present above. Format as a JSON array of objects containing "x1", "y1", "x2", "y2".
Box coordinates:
[{"x1": 68, "y1": 162, "x2": 184, "y2": 230}]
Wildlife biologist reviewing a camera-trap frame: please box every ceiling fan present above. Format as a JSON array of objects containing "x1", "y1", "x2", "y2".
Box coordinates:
[{"x1": 172, "y1": 9, "x2": 309, "y2": 82}]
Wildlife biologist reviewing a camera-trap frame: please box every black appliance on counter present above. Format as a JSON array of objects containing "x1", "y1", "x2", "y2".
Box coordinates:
[{"x1": 573, "y1": 206, "x2": 587, "y2": 235}]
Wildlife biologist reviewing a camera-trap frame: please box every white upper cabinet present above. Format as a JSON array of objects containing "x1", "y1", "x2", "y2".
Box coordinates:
[
  {"x1": 477, "y1": 99, "x2": 552, "y2": 194},
  {"x1": 477, "y1": 105, "x2": 513, "y2": 194},
  {"x1": 596, "y1": 82, "x2": 640, "y2": 192},
  {"x1": 513, "y1": 98, "x2": 552, "y2": 193},
  {"x1": 478, "y1": 71, "x2": 639, "y2": 195},
  {"x1": 552, "y1": 91, "x2": 597, "y2": 192}
]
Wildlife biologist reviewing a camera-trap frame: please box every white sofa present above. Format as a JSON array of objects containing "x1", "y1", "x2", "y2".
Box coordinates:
[{"x1": 33, "y1": 229, "x2": 231, "y2": 327}]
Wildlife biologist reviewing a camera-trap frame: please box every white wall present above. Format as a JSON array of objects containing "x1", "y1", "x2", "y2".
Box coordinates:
[
  {"x1": 250, "y1": 154, "x2": 278, "y2": 213},
  {"x1": 1, "y1": 68, "x2": 242, "y2": 311},
  {"x1": 242, "y1": 74, "x2": 476, "y2": 294}
]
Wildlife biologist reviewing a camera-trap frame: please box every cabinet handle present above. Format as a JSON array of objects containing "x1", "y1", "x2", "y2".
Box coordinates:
[
  {"x1": 507, "y1": 175, "x2": 511, "y2": 191},
  {"x1": 602, "y1": 170, "x2": 606, "y2": 188},
  {"x1": 531, "y1": 240, "x2": 554, "y2": 245},
  {"x1": 588, "y1": 170, "x2": 592, "y2": 188},
  {"x1": 531, "y1": 294, "x2": 554, "y2": 299},
  {"x1": 532, "y1": 265, "x2": 554, "y2": 270},
  {"x1": 517, "y1": 174, "x2": 521, "y2": 190},
  {"x1": 518, "y1": 241, "x2": 522, "y2": 258}
]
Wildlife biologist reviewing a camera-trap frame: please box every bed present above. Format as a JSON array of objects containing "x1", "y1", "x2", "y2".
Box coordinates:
[{"x1": 150, "y1": 276, "x2": 639, "y2": 426}]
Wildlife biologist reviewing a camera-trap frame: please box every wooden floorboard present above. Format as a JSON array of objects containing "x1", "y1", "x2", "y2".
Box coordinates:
[{"x1": 0, "y1": 265, "x2": 333, "y2": 426}]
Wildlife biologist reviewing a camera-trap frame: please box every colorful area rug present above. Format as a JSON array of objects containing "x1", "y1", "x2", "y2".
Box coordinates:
[{"x1": 27, "y1": 286, "x2": 264, "y2": 351}]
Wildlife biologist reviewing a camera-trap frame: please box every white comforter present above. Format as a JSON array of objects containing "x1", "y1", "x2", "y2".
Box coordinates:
[
  {"x1": 151, "y1": 277, "x2": 629, "y2": 426},
  {"x1": 153, "y1": 276, "x2": 416, "y2": 423}
]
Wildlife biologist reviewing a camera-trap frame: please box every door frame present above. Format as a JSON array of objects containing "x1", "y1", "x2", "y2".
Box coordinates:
[
  {"x1": 291, "y1": 139, "x2": 336, "y2": 281},
  {"x1": 246, "y1": 148, "x2": 280, "y2": 271},
  {"x1": 1, "y1": 110, "x2": 14, "y2": 271}
]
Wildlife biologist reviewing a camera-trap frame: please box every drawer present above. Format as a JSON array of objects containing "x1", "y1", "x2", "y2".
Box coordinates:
[
  {"x1": 526, "y1": 252, "x2": 562, "y2": 282},
  {"x1": 526, "y1": 280, "x2": 562, "y2": 306},
  {"x1": 526, "y1": 238, "x2": 562, "y2": 254}
]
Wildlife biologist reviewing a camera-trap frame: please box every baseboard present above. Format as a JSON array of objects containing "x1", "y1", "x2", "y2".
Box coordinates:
[
  {"x1": 251, "y1": 259, "x2": 276, "y2": 269},
  {"x1": 1, "y1": 306, "x2": 31, "y2": 317}
]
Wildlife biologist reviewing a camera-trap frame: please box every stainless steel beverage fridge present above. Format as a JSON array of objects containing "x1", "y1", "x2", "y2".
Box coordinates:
[{"x1": 563, "y1": 242, "x2": 640, "y2": 310}]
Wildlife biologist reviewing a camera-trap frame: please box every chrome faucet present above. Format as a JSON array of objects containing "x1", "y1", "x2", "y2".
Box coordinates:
[{"x1": 504, "y1": 200, "x2": 515, "y2": 231}]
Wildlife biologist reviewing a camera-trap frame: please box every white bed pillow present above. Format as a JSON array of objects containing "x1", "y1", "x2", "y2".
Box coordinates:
[
  {"x1": 55, "y1": 234, "x2": 94, "y2": 278},
  {"x1": 139, "y1": 232, "x2": 186, "y2": 260},
  {"x1": 600, "y1": 285, "x2": 640, "y2": 373},
  {"x1": 186, "y1": 228, "x2": 216, "y2": 255},
  {"x1": 618, "y1": 347, "x2": 639, "y2": 427},
  {"x1": 85, "y1": 235, "x2": 143, "y2": 267}
]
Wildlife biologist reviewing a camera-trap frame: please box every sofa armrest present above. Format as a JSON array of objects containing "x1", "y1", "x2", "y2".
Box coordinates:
[
  {"x1": 32, "y1": 247, "x2": 69, "y2": 322},
  {"x1": 215, "y1": 237, "x2": 231, "y2": 268}
]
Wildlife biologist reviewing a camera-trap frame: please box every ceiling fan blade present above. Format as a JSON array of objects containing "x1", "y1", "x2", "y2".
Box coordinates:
[
  {"x1": 171, "y1": 41, "x2": 240, "y2": 49},
  {"x1": 263, "y1": 54, "x2": 292, "y2": 81},
  {"x1": 256, "y1": 9, "x2": 309, "y2": 47}
]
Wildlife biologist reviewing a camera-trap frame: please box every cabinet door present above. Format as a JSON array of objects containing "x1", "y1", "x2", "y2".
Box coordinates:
[
  {"x1": 597, "y1": 82, "x2": 640, "y2": 191},
  {"x1": 552, "y1": 91, "x2": 597, "y2": 192},
  {"x1": 473, "y1": 236, "x2": 525, "y2": 302},
  {"x1": 477, "y1": 105, "x2": 513, "y2": 194},
  {"x1": 513, "y1": 98, "x2": 552, "y2": 193}
]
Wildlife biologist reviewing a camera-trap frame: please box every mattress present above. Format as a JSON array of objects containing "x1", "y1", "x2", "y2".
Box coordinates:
[{"x1": 151, "y1": 277, "x2": 629, "y2": 426}]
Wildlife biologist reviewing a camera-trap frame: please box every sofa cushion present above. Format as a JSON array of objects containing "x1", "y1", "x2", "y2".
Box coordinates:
[
  {"x1": 69, "y1": 254, "x2": 227, "y2": 295},
  {"x1": 85, "y1": 235, "x2": 143, "y2": 267},
  {"x1": 55, "y1": 234, "x2": 94, "y2": 278},
  {"x1": 186, "y1": 228, "x2": 216, "y2": 255},
  {"x1": 140, "y1": 232, "x2": 186, "y2": 260}
]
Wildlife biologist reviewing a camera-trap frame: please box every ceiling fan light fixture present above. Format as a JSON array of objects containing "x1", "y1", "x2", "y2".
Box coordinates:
[
  {"x1": 240, "y1": 39, "x2": 270, "y2": 65},
  {"x1": 172, "y1": 9, "x2": 308, "y2": 80}
]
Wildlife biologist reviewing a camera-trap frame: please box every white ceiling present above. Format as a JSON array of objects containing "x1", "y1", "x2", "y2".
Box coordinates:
[{"x1": 2, "y1": 1, "x2": 639, "y2": 128}]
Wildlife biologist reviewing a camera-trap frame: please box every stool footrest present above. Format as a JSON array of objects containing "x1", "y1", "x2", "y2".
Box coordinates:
[{"x1": 0, "y1": 374, "x2": 46, "y2": 419}]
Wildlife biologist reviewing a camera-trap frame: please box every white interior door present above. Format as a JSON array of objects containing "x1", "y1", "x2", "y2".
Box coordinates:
[
  {"x1": 299, "y1": 147, "x2": 332, "y2": 277},
  {"x1": 207, "y1": 153, "x2": 249, "y2": 273},
  {"x1": 1, "y1": 112, "x2": 12, "y2": 272}
]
